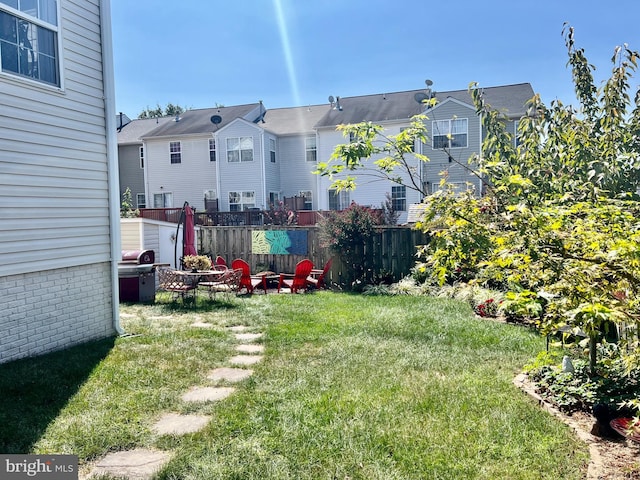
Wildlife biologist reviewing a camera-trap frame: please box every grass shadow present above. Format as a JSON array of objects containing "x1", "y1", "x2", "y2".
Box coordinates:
[{"x1": 0, "y1": 337, "x2": 115, "y2": 453}]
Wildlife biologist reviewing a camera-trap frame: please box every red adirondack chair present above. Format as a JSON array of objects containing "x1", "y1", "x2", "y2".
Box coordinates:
[
  {"x1": 278, "y1": 259, "x2": 314, "y2": 293},
  {"x1": 307, "y1": 258, "x2": 332, "y2": 289},
  {"x1": 215, "y1": 256, "x2": 227, "y2": 267},
  {"x1": 231, "y1": 258, "x2": 267, "y2": 294}
]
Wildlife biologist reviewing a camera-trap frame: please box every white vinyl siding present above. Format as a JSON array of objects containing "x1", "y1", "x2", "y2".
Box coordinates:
[{"x1": 0, "y1": 0, "x2": 111, "y2": 277}]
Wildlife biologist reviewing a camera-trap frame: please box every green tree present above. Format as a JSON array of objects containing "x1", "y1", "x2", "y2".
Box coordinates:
[
  {"x1": 317, "y1": 203, "x2": 382, "y2": 290},
  {"x1": 317, "y1": 26, "x2": 640, "y2": 377},
  {"x1": 120, "y1": 187, "x2": 139, "y2": 218},
  {"x1": 138, "y1": 103, "x2": 185, "y2": 119}
]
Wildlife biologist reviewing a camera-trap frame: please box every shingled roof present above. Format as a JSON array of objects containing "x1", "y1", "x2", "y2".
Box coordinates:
[
  {"x1": 260, "y1": 104, "x2": 329, "y2": 136},
  {"x1": 314, "y1": 83, "x2": 534, "y2": 128},
  {"x1": 141, "y1": 103, "x2": 262, "y2": 138},
  {"x1": 117, "y1": 117, "x2": 173, "y2": 145}
]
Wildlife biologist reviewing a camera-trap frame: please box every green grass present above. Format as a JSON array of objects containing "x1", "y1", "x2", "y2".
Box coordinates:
[{"x1": 0, "y1": 292, "x2": 588, "y2": 479}]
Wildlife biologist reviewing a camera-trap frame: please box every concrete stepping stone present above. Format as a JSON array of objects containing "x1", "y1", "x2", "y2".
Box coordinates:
[
  {"x1": 227, "y1": 325, "x2": 249, "y2": 332},
  {"x1": 89, "y1": 448, "x2": 172, "y2": 480},
  {"x1": 235, "y1": 344, "x2": 264, "y2": 354},
  {"x1": 229, "y1": 355, "x2": 263, "y2": 365},
  {"x1": 207, "y1": 367, "x2": 254, "y2": 383},
  {"x1": 191, "y1": 321, "x2": 215, "y2": 328},
  {"x1": 234, "y1": 332, "x2": 263, "y2": 342},
  {"x1": 152, "y1": 413, "x2": 210, "y2": 435},
  {"x1": 181, "y1": 386, "x2": 235, "y2": 403}
]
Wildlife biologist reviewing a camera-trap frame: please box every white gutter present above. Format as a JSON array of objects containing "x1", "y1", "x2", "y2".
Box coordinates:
[
  {"x1": 260, "y1": 132, "x2": 266, "y2": 208},
  {"x1": 100, "y1": 0, "x2": 124, "y2": 335}
]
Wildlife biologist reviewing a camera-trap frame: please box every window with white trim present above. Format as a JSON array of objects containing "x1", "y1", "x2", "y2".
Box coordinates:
[
  {"x1": 305, "y1": 136, "x2": 316, "y2": 162},
  {"x1": 328, "y1": 189, "x2": 350, "y2": 211},
  {"x1": 514, "y1": 120, "x2": 521, "y2": 147},
  {"x1": 209, "y1": 138, "x2": 216, "y2": 161},
  {"x1": 136, "y1": 193, "x2": 146, "y2": 208},
  {"x1": 139, "y1": 146, "x2": 144, "y2": 169},
  {"x1": 269, "y1": 191, "x2": 280, "y2": 206},
  {"x1": 153, "y1": 192, "x2": 172, "y2": 208},
  {"x1": 269, "y1": 138, "x2": 276, "y2": 163},
  {"x1": 169, "y1": 141, "x2": 181, "y2": 164},
  {"x1": 432, "y1": 118, "x2": 468, "y2": 149},
  {"x1": 299, "y1": 190, "x2": 312, "y2": 210},
  {"x1": 229, "y1": 191, "x2": 255, "y2": 211},
  {"x1": 226, "y1": 136, "x2": 253, "y2": 162},
  {"x1": 0, "y1": 0, "x2": 59, "y2": 86},
  {"x1": 391, "y1": 185, "x2": 406, "y2": 211}
]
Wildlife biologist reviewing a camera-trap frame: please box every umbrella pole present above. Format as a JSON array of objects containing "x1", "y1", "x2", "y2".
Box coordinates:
[{"x1": 174, "y1": 202, "x2": 187, "y2": 269}]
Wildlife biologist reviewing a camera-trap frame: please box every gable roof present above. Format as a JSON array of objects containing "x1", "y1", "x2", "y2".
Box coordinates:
[
  {"x1": 141, "y1": 103, "x2": 262, "y2": 139},
  {"x1": 261, "y1": 104, "x2": 329, "y2": 136},
  {"x1": 314, "y1": 83, "x2": 534, "y2": 128},
  {"x1": 117, "y1": 117, "x2": 174, "y2": 145}
]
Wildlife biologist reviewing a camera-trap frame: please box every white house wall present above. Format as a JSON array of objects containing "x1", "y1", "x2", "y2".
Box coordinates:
[
  {"x1": 278, "y1": 134, "x2": 318, "y2": 207},
  {"x1": 216, "y1": 121, "x2": 265, "y2": 210},
  {"x1": 145, "y1": 134, "x2": 217, "y2": 211},
  {"x1": 422, "y1": 100, "x2": 482, "y2": 193},
  {"x1": 0, "y1": 0, "x2": 116, "y2": 363}
]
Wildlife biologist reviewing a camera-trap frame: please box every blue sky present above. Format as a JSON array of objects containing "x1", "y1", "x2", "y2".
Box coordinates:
[{"x1": 111, "y1": 0, "x2": 640, "y2": 117}]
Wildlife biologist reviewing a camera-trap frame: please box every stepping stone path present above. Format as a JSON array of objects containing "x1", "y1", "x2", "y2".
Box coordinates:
[
  {"x1": 181, "y1": 386, "x2": 236, "y2": 403},
  {"x1": 229, "y1": 354, "x2": 263, "y2": 365},
  {"x1": 152, "y1": 413, "x2": 210, "y2": 435},
  {"x1": 234, "y1": 332, "x2": 263, "y2": 342},
  {"x1": 85, "y1": 324, "x2": 263, "y2": 479},
  {"x1": 236, "y1": 344, "x2": 265, "y2": 353},
  {"x1": 208, "y1": 367, "x2": 254, "y2": 382},
  {"x1": 87, "y1": 449, "x2": 172, "y2": 480}
]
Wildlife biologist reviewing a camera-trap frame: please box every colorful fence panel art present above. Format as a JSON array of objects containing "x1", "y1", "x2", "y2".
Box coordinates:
[{"x1": 251, "y1": 230, "x2": 308, "y2": 255}]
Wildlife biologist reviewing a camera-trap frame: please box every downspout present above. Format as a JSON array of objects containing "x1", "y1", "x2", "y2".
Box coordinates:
[
  {"x1": 260, "y1": 131, "x2": 266, "y2": 209},
  {"x1": 478, "y1": 112, "x2": 484, "y2": 194},
  {"x1": 99, "y1": 0, "x2": 124, "y2": 334}
]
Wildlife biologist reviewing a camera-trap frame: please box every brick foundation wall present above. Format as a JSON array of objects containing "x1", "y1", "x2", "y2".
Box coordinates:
[{"x1": 0, "y1": 263, "x2": 116, "y2": 364}]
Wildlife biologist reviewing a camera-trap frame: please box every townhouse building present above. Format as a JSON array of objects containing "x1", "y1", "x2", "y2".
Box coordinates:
[{"x1": 120, "y1": 82, "x2": 533, "y2": 224}]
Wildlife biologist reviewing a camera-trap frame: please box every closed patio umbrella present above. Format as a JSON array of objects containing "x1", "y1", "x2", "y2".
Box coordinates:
[
  {"x1": 183, "y1": 202, "x2": 197, "y2": 257},
  {"x1": 175, "y1": 201, "x2": 197, "y2": 269}
]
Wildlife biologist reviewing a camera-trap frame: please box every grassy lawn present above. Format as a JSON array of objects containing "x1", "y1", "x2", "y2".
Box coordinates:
[{"x1": 0, "y1": 292, "x2": 588, "y2": 479}]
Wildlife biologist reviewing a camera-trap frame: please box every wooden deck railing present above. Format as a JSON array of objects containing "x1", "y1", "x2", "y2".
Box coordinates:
[{"x1": 138, "y1": 208, "x2": 322, "y2": 226}]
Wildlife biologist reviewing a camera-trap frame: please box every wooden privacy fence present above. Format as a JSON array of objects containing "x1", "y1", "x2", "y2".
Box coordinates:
[{"x1": 197, "y1": 226, "x2": 430, "y2": 286}]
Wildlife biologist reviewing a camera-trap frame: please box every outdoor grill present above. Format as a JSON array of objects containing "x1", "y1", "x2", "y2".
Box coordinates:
[{"x1": 118, "y1": 249, "x2": 156, "y2": 302}]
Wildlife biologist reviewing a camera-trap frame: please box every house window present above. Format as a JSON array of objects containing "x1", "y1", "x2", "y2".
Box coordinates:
[
  {"x1": 209, "y1": 138, "x2": 216, "y2": 161},
  {"x1": 349, "y1": 132, "x2": 356, "y2": 143},
  {"x1": 514, "y1": 120, "x2": 521, "y2": 147},
  {"x1": 226, "y1": 136, "x2": 253, "y2": 162},
  {"x1": 328, "y1": 189, "x2": 350, "y2": 211},
  {"x1": 305, "y1": 136, "x2": 316, "y2": 162},
  {"x1": 169, "y1": 141, "x2": 181, "y2": 164},
  {"x1": 136, "y1": 193, "x2": 146, "y2": 209},
  {"x1": 432, "y1": 118, "x2": 468, "y2": 149},
  {"x1": 299, "y1": 190, "x2": 312, "y2": 210},
  {"x1": 391, "y1": 185, "x2": 406, "y2": 211},
  {"x1": 153, "y1": 192, "x2": 172, "y2": 208},
  {"x1": 269, "y1": 138, "x2": 276, "y2": 163},
  {"x1": 0, "y1": 0, "x2": 59, "y2": 87},
  {"x1": 229, "y1": 190, "x2": 255, "y2": 211},
  {"x1": 139, "y1": 146, "x2": 144, "y2": 169},
  {"x1": 269, "y1": 191, "x2": 280, "y2": 206}
]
